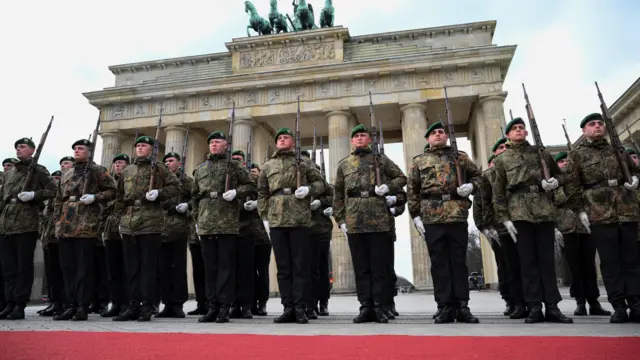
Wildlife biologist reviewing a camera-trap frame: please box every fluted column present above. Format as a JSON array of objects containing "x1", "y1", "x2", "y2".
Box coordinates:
[
  {"x1": 100, "y1": 132, "x2": 123, "y2": 168},
  {"x1": 232, "y1": 118, "x2": 253, "y2": 158},
  {"x1": 164, "y1": 126, "x2": 187, "y2": 155},
  {"x1": 400, "y1": 103, "x2": 431, "y2": 290},
  {"x1": 326, "y1": 110, "x2": 356, "y2": 293},
  {"x1": 476, "y1": 93, "x2": 508, "y2": 166}
]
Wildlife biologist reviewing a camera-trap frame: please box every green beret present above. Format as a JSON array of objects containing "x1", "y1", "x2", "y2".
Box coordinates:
[
  {"x1": 301, "y1": 150, "x2": 310, "y2": 158},
  {"x1": 625, "y1": 148, "x2": 637, "y2": 155},
  {"x1": 112, "y1": 153, "x2": 130, "y2": 163},
  {"x1": 231, "y1": 150, "x2": 245, "y2": 159},
  {"x1": 505, "y1": 117, "x2": 525, "y2": 134},
  {"x1": 51, "y1": 170, "x2": 62, "y2": 177},
  {"x1": 580, "y1": 113, "x2": 603, "y2": 128},
  {"x1": 250, "y1": 163, "x2": 260, "y2": 170},
  {"x1": 2, "y1": 158, "x2": 18, "y2": 166},
  {"x1": 350, "y1": 124, "x2": 368, "y2": 138},
  {"x1": 134, "y1": 136, "x2": 155, "y2": 146},
  {"x1": 488, "y1": 154, "x2": 495, "y2": 164},
  {"x1": 14, "y1": 137, "x2": 35, "y2": 149},
  {"x1": 274, "y1": 128, "x2": 293, "y2": 141},
  {"x1": 554, "y1": 151, "x2": 568, "y2": 162},
  {"x1": 424, "y1": 122, "x2": 444, "y2": 138},
  {"x1": 207, "y1": 131, "x2": 226, "y2": 143},
  {"x1": 424, "y1": 143, "x2": 430, "y2": 152},
  {"x1": 72, "y1": 139, "x2": 92, "y2": 150},
  {"x1": 491, "y1": 138, "x2": 507, "y2": 153},
  {"x1": 59, "y1": 156, "x2": 75, "y2": 165},
  {"x1": 163, "y1": 152, "x2": 181, "y2": 162}
]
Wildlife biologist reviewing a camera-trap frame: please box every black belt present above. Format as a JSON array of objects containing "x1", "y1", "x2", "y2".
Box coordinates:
[
  {"x1": 421, "y1": 192, "x2": 464, "y2": 201},
  {"x1": 583, "y1": 179, "x2": 620, "y2": 190},
  {"x1": 124, "y1": 199, "x2": 151, "y2": 206},
  {"x1": 272, "y1": 188, "x2": 293, "y2": 196},
  {"x1": 347, "y1": 190, "x2": 377, "y2": 198},
  {"x1": 508, "y1": 184, "x2": 543, "y2": 194}
]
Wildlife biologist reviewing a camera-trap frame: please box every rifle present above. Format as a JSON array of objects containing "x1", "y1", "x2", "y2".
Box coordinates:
[
  {"x1": 562, "y1": 119, "x2": 572, "y2": 150},
  {"x1": 295, "y1": 96, "x2": 302, "y2": 188},
  {"x1": 265, "y1": 142, "x2": 271, "y2": 162},
  {"x1": 312, "y1": 124, "x2": 317, "y2": 163},
  {"x1": 319, "y1": 135, "x2": 327, "y2": 179},
  {"x1": 179, "y1": 128, "x2": 190, "y2": 181},
  {"x1": 522, "y1": 83, "x2": 551, "y2": 182},
  {"x1": 443, "y1": 87, "x2": 464, "y2": 186},
  {"x1": 509, "y1": 109, "x2": 514, "y2": 121},
  {"x1": 148, "y1": 109, "x2": 163, "y2": 191},
  {"x1": 500, "y1": 126, "x2": 505, "y2": 137},
  {"x1": 595, "y1": 82, "x2": 632, "y2": 183},
  {"x1": 21, "y1": 116, "x2": 54, "y2": 192},
  {"x1": 246, "y1": 126, "x2": 253, "y2": 171},
  {"x1": 82, "y1": 111, "x2": 101, "y2": 195},
  {"x1": 225, "y1": 102, "x2": 235, "y2": 191},
  {"x1": 379, "y1": 114, "x2": 385, "y2": 156},
  {"x1": 625, "y1": 125, "x2": 640, "y2": 154},
  {"x1": 368, "y1": 91, "x2": 382, "y2": 185}
]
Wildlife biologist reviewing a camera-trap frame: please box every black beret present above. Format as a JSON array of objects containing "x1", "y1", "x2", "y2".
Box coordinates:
[
  {"x1": 491, "y1": 138, "x2": 507, "y2": 153},
  {"x1": 51, "y1": 170, "x2": 62, "y2": 177},
  {"x1": 580, "y1": 113, "x2": 603, "y2": 128},
  {"x1": 350, "y1": 124, "x2": 368, "y2": 138},
  {"x1": 207, "y1": 131, "x2": 227, "y2": 143},
  {"x1": 554, "y1": 151, "x2": 568, "y2": 162},
  {"x1": 59, "y1": 156, "x2": 75, "y2": 165},
  {"x1": 505, "y1": 117, "x2": 525, "y2": 134},
  {"x1": 14, "y1": 137, "x2": 35, "y2": 149},
  {"x1": 134, "y1": 136, "x2": 155, "y2": 146},
  {"x1": 163, "y1": 152, "x2": 181, "y2": 162},
  {"x1": 424, "y1": 122, "x2": 444, "y2": 138},
  {"x1": 2, "y1": 158, "x2": 18, "y2": 166},
  {"x1": 274, "y1": 128, "x2": 293, "y2": 141},
  {"x1": 301, "y1": 150, "x2": 310, "y2": 158},
  {"x1": 72, "y1": 139, "x2": 92, "y2": 150},
  {"x1": 112, "y1": 153, "x2": 130, "y2": 163},
  {"x1": 232, "y1": 150, "x2": 245, "y2": 159}
]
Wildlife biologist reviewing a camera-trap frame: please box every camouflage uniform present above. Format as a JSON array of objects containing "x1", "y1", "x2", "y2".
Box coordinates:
[
  {"x1": 248, "y1": 168, "x2": 271, "y2": 316},
  {"x1": 386, "y1": 190, "x2": 406, "y2": 316},
  {"x1": 187, "y1": 174, "x2": 207, "y2": 315}
]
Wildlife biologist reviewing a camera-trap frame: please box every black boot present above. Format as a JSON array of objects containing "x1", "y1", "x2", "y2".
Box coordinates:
[
  {"x1": 113, "y1": 304, "x2": 140, "y2": 321},
  {"x1": 97, "y1": 303, "x2": 108, "y2": 315},
  {"x1": 587, "y1": 298, "x2": 611, "y2": 316},
  {"x1": 318, "y1": 301, "x2": 329, "y2": 316},
  {"x1": 172, "y1": 304, "x2": 186, "y2": 318},
  {"x1": 137, "y1": 305, "x2": 154, "y2": 322},
  {"x1": 101, "y1": 304, "x2": 122, "y2": 318},
  {"x1": 6, "y1": 304, "x2": 26, "y2": 320},
  {"x1": 456, "y1": 302, "x2": 479, "y2": 323},
  {"x1": 0, "y1": 304, "x2": 14, "y2": 320},
  {"x1": 544, "y1": 303, "x2": 573, "y2": 323},
  {"x1": 574, "y1": 298, "x2": 587, "y2": 316},
  {"x1": 52, "y1": 303, "x2": 65, "y2": 316},
  {"x1": 305, "y1": 308, "x2": 318, "y2": 320},
  {"x1": 187, "y1": 302, "x2": 207, "y2": 316},
  {"x1": 38, "y1": 304, "x2": 54, "y2": 315},
  {"x1": 241, "y1": 306, "x2": 253, "y2": 319},
  {"x1": 215, "y1": 306, "x2": 231, "y2": 323},
  {"x1": 40, "y1": 303, "x2": 62, "y2": 317},
  {"x1": 390, "y1": 303, "x2": 399, "y2": 317},
  {"x1": 509, "y1": 302, "x2": 529, "y2": 319},
  {"x1": 257, "y1": 301, "x2": 268, "y2": 316},
  {"x1": 71, "y1": 306, "x2": 89, "y2": 321},
  {"x1": 373, "y1": 308, "x2": 388, "y2": 323},
  {"x1": 229, "y1": 305, "x2": 242, "y2": 319},
  {"x1": 525, "y1": 303, "x2": 545, "y2": 324},
  {"x1": 434, "y1": 306, "x2": 455, "y2": 324},
  {"x1": 503, "y1": 301, "x2": 515, "y2": 316},
  {"x1": 198, "y1": 306, "x2": 220, "y2": 323},
  {"x1": 609, "y1": 308, "x2": 629, "y2": 323},
  {"x1": 353, "y1": 307, "x2": 373, "y2": 324},
  {"x1": 87, "y1": 303, "x2": 99, "y2": 314},
  {"x1": 274, "y1": 307, "x2": 296, "y2": 323},
  {"x1": 295, "y1": 307, "x2": 309, "y2": 324},
  {"x1": 382, "y1": 307, "x2": 395, "y2": 320},
  {"x1": 432, "y1": 305, "x2": 444, "y2": 320},
  {"x1": 155, "y1": 304, "x2": 173, "y2": 318},
  {"x1": 54, "y1": 306, "x2": 77, "y2": 321},
  {"x1": 628, "y1": 297, "x2": 640, "y2": 323}
]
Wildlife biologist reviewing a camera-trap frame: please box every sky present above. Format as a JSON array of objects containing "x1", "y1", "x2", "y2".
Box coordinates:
[{"x1": 1, "y1": 0, "x2": 638, "y2": 282}]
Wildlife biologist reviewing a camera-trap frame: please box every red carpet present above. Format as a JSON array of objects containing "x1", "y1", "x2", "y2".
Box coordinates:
[{"x1": 0, "y1": 332, "x2": 637, "y2": 360}]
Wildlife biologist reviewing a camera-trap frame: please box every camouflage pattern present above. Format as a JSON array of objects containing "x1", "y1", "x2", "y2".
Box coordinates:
[
  {"x1": 407, "y1": 146, "x2": 481, "y2": 224},
  {"x1": 564, "y1": 138, "x2": 640, "y2": 225},
  {"x1": 552, "y1": 186, "x2": 587, "y2": 234},
  {"x1": 257, "y1": 150, "x2": 326, "y2": 228},
  {"x1": 0, "y1": 159, "x2": 56, "y2": 235},
  {"x1": 473, "y1": 168, "x2": 495, "y2": 231},
  {"x1": 333, "y1": 149, "x2": 407, "y2": 233},
  {"x1": 192, "y1": 155, "x2": 255, "y2": 235},
  {"x1": 310, "y1": 183, "x2": 334, "y2": 239},
  {"x1": 53, "y1": 162, "x2": 117, "y2": 239},
  {"x1": 40, "y1": 198, "x2": 56, "y2": 247},
  {"x1": 239, "y1": 174, "x2": 269, "y2": 244},
  {"x1": 389, "y1": 190, "x2": 407, "y2": 242},
  {"x1": 491, "y1": 140, "x2": 563, "y2": 224},
  {"x1": 188, "y1": 216, "x2": 198, "y2": 245},
  {"x1": 161, "y1": 175, "x2": 194, "y2": 242},
  {"x1": 100, "y1": 174, "x2": 125, "y2": 241},
  {"x1": 116, "y1": 157, "x2": 182, "y2": 236}
]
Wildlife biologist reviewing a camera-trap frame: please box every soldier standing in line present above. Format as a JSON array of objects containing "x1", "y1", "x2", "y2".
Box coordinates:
[
  {"x1": 408, "y1": 122, "x2": 481, "y2": 324},
  {"x1": 101, "y1": 154, "x2": 130, "y2": 318},
  {"x1": 492, "y1": 117, "x2": 573, "y2": 323},
  {"x1": 564, "y1": 113, "x2": 640, "y2": 323},
  {"x1": 187, "y1": 168, "x2": 206, "y2": 316},
  {"x1": 334, "y1": 124, "x2": 406, "y2": 324},
  {"x1": 258, "y1": 128, "x2": 326, "y2": 324},
  {"x1": 0, "y1": 138, "x2": 56, "y2": 320},
  {"x1": 553, "y1": 151, "x2": 610, "y2": 317},
  {"x1": 52, "y1": 139, "x2": 117, "y2": 321},
  {"x1": 0, "y1": 158, "x2": 18, "y2": 315},
  {"x1": 383, "y1": 189, "x2": 407, "y2": 319},
  {"x1": 248, "y1": 163, "x2": 271, "y2": 316},
  {"x1": 113, "y1": 135, "x2": 182, "y2": 322},
  {"x1": 156, "y1": 152, "x2": 192, "y2": 318},
  {"x1": 192, "y1": 131, "x2": 255, "y2": 323}
]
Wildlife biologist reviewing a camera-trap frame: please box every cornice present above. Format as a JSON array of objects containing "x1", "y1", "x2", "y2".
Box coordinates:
[
  {"x1": 108, "y1": 52, "x2": 230, "y2": 75},
  {"x1": 226, "y1": 26, "x2": 350, "y2": 51},
  {"x1": 609, "y1": 77, "x2": 640, "y2": 119},
  {"x1": 348, "y1": 20, "x2": 497, "y2": 44}
]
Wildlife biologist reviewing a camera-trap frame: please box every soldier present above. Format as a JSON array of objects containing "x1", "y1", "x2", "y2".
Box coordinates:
[
  {"x1": 113, "y1": 135, "x2": 182, "y2": 322},
  {"x1": 492, "y1": 117, "x2": 573, "y2": 323},
  {"x1": 192, "y1": 131, "x2": 255, "y2": 323},
  {"x1": 101, "y1": 154, "x2": 130, "y2": 318},
  {"x1": 334, "y1": 124, "x2": 406, "y2": 323},
  {"x1": 564, "y1": 113, "x2": 640, "y2": 323},
  {"x1": 187, "y1": 168, "x2": 206, "y2": 316},
  {"x1": 155, "y1": 152, "x2": 192, "y2": 318},
  {"x1": 384, "y1": 189, "x2": 407, "y2": 318},
  {"x1": 249, "y1": 163, "x2": 271, "y2": 316},
  {"x1": 0, "y1": 138, "x2": 56, "y2": 320},
  {"x1": 627, "y1": 148, "x2": 640, "y2": 259},
  {"x1": 258, "y1": 127, "x2": 326, "y2": 324},
  {"x1": 408, "y1": 121, "x2": 481, "y2": 324},
  {"x1": 90, "y1": 224, "x2": 110, "y2": 315}
]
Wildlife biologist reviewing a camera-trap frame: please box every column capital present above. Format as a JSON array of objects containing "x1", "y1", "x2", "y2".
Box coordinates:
[
  {"x1": 99, "y1": 131, "x2": 123, "y2": 139},
  {"x1": 227, "y1": 117, "x2": 253, "y2": 126},
  {"x1": 478, "y1": 91, "x2": 508, "y2": 105},
  {"x1": 400, "y1": 103, "x2": 427, "y2": 112},
  {"x1": 326, "y1": 110, "x2": 351, "y2": 118},
  {"x1": 164, "y1": 125, "x2": 186, "y2": 133}
]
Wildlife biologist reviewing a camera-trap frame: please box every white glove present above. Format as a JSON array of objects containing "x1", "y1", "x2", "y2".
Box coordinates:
[
  {"x1": 294, "y1": 186, "x2": 310, "y2": 199},
  {"x1": 262, "y1": 220, "x2": 270, "y2": 234},
  {"x1": 390, "y1": 208, "x2": 396, "y2": 215},
  {"x1": 456, "y1": 183, "x2": 474, "y2": 198},
  {"x1": 554, "y1": 228, "x2": 564, "y2": 247},
  {"x1": 624, "y1": 175, "x2": 639, "y2": 190},
  {"x1": 541, "y1": 177, "x2": 559, "y2": 191},
  {"x1": 503, "y1": 221, "x2": 518, "y2": 243},
  {"x1": 386, "y1": 195, "x2": 397, "y2": 206},
  {"x1": 578, "y1": 212, "x2": 591, "y2": 234},
  {"x1": 482, "y1": 229, "x2": 501, "y2": 246},
  {"x1": 489, "y1": 229, "x2": 500, "y2": 244},
  {"x1": 413, "y1": 216, "x2": 425, "y2": 238},
  {"x1": 176, "y1": 203, "x2": 188, "y2": 213},
  {"x1": 375, "y1": 184, "x2": 389, "y2": 196},
  {"x1": 145, "y1": 190, "x2": 159, "y2": 201},
  {"x1": 244, "y1": 200, "x2": 257, "y2": 211},
  {"x1": 339, "y1": 223, "x2": 348, "y2": 236},
  {"x1": 79, "y1": 194, "x2": 95, "y2": 205},
  {"x1": 310, "y1": 199, "x2": 321, "y2": 210},
  {"x1": 323, "y1": 207, "x2": 333, "y2": 217},
  {"x1": 222, "y1": 189, "x2": 237, "y2": 202},
  {"x1": 17, "y1": 191, "x2": 35, "y2": 202}
]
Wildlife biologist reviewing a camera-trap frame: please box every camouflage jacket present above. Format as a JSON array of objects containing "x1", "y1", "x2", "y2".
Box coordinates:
[
  {"x1": 334, "y1": 149, "x2": 407, "y2": 233},
  {"x1": 492, "y1": 141, "x2": 563, "y2": 224},
  {"x1": 553, "y1": 184, "x2": 587, "y2": 234},
  {"x1": 40, "y1": 198, "x2": 56, "y2": 246},
  {"x1": 389, "y1": 191, "x2": 407, "y2": 242},
  {"x1": 53, "y1": 162, "x2": 117, "y2": 239},
  {"x1": 116, "y1": 158, "x2": 183, "y2": 236},
  {"x1": 193, "y1": 155, "x2": 255, "y2": 236},
  {"x1": 472, "y1": 168, "x2": 506, "y2": 235},
  {"x1": 258, "y1": 150, "x2": 326, "y2": 228},
  {"x1": 565, "y1": 138, "x2": 640, "y2": 225},
  {"x1": 100, "y1": 173, "x2": 125, "y2": 240},
  {"x1": 239, "y1": 174, "x2": 269, "y2": 244},
  {"x1": 0, "y1": 159, "x2": 56, "y2": 235},
  {"x1": 408, "y1": 146, "x2": 481, "y2": 224},
  {"x1": 162, "y1": 175, "x2": 194, "y2": 241},
  {"x1": 188, "y1": 217, "x2": 198, "y2": 245},
  {"x1": 310, "y1": 183, "x2": 334, "y2": 239}
]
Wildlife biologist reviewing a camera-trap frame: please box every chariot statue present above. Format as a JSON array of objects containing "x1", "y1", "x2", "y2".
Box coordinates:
[{"x1": 244, "y1": 0, "x2": 334, "y2": 36}]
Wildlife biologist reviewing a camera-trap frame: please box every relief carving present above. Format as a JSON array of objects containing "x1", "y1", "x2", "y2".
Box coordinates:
[
  {"x1": 156, "y1": 101, "x2": 165, "y2": 113},
  {"x1": 178, "y1": 99, "x2": 188, "y2": 110},
  {"x1": 444, "y1": 71, "x2": 456, "y2": 84},
  {"x1": 344, "y1": 81, "x2": 353, "y2": 94},
  {"x1": 318, "y1": 83, "x2": 328, "y2": 96},
  {"x1": 367, "y1": 79, "x2": 376, "y2": 89},
  {"x1": 224, "y1": 94, "x2": 235, "y2": 106},
  {"x1": 393, "y1": 76, "x2": 406, "y2": 89},
  {"x1": 269, "y1": 89, "x2": 281, "y2": 103},
  {"x1": 246, "y1": 91, "x2": 257, "y2": 104},
  {"x1": 201, "y1": 96, "x2": 210, "y2": 108},
  {"x1": 292, "y1": 86, "x2": 306, "y2": 99},
  {"x1": 417, "y1": 75, "x2": 430, "y2": 86},
  {"x1": 113, "y1": 105, "x2": 124, "y2": 118},
  {"x1": 239, "y1": 42, "x2": 336, "y2": 69},
  {"x1": 135, "y1": 104, "x2": 145, "y2": 115},
  {"x1": 471, "y1": 69, "x2": 483, "y2": 82}
]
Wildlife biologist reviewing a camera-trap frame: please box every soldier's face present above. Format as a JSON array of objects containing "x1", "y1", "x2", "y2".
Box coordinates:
[
  {"x1": 506, "y1": 124, "x2": 528, "y2": 142},
  {"x1": 60, "y1": 160, "x2": 74, "y2": 170},
  {"x1": 276, "y1": 134, "x2": 294, "y2": 150},
  {"x1": 582, "y1": 120, "x2": 605, "y2": 139},
  {"x1": 350, "y1": 132, "x2": 371, "y2": 149},
  {"x1": 73, "y1": 145, "x2": 89, "y2": 162},
  {"x1": 209, "y1": 139, "x2": 227, "y2": 154},
  {"x1": 165, "y1": 157, "x2": 180, "y2": 172},
  {"x1": 113, "y1": 160, "x2": 127, "y2": 174},
  {"x1": 631, "y1": 154, "x2": 639, "y2": 166},
  {"x1": 427, "y1": 129, "x2": 448, "y2": 147},
  {"x1": 488, "y1": 161, "x2": 494, "y2": 168},
  {"x1": 251, "y1": 168, "x2": 260, "y2": 176},
  {"x1": 15, "y1": 144, "x2": 35, "y2": 160},
  {"x1": 231, "y1": 155, "x2": 245, "y2": 165},
  {"x1": 494, "y1": 143, "x2": 507, "y2": 156},
  {"x1": 557, "y1": 159, "x2": 569, "y2": 169},
  {"x1": 136, "y1": 143, "x2": 153, "y2": 157},
  {"x1": 3, "y1": 163, "x2": 14, "y2": 172}
]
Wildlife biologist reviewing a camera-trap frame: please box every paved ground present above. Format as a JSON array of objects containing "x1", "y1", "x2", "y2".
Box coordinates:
[{"x1": 1, "y1": 289, "x2": 639, "y2": 337}]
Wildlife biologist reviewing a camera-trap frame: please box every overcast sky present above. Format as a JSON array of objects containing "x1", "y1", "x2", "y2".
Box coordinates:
[{"x1": 2, "y1": 0, "x2": 638, "y2": 282}]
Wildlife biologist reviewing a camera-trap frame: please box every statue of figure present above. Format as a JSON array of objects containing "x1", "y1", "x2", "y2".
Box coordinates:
[
  {"x1": 245, "y1": 1, "x2": 273, "y2": 36},
  {"x1": 320, "y1": 0, "x2": 334, "y2": 28},
  {"x1": 269, "y1": 0, "x2": 290, "y2": 34},
  {"x1": 291, "y1": 0, "x2": 317, "y2": 31}
]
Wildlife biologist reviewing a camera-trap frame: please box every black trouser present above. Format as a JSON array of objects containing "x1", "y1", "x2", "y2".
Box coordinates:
[
  {"x1": 317, "y1": 240, "x2": 331, "y2": 304},
  {"x1": 121, "y1": 234, "x2": 161, "y2": 307},
  {"x1": 513, "y1": 221, "x2": 561, "y2": 305},
  {"x1": 92, "y1": 245, "x2": 109, "y2": 305},
  {"x1": 45, "y1": 243, "x2": 66, "y2": 305},
  {"x1": 490, "y1": 239, "x2": 510, "y2": 302},
  {"x1": 202, "y1": 235, "x2": 236, "y2": 306},
  {"x1": 271, "y1": 227, "x2": 311, "y2": 309},
  {"x1": 563, "y1": 233, "x2": 600, "y2": 301},
  {"x1": 500, "y1": 233, "x2": 524, "y2": 305},
  {"x1": 43, "y1": 247, "x2": 50, "y2": 300},
  {"x1": 348, "y1": 231, "x2": 394, "y2": 309},
  {"x1": 0, "y1": 232, "x2": 38, "y2": 304},
  {"x1": 308, "y1": 235, "x2": 320, "y2": 308},
  {"x1": 0, "y1": 245, "x2": 4, "y2": 304},
  {"x1": 385, "y1": 236, "x2": 397, "y2": 307},
  {"x1": 105, "y1": 237, "x2": 128, "y2": 305},
  {"x1": 188, "y1": 243, "x2": 206, "y2": 305},
  {"x1": 58, "y1": 238, "x2": 96, "y2": 307},
  {"x1": 254, "y1": 243, "x2": 271, "y2": 303},
  {"x1": 234, "y1": 236, "x2": 255, "y2": 307},
  {"x1": 590, "y1": 222, "x2": 640, "y2": 307},
  {"x1": 159, "y1": 240, "x2": 189, "y2": 306},
  {"x1": 424, "y1": 223, "x2": 470, "y2": 306}
]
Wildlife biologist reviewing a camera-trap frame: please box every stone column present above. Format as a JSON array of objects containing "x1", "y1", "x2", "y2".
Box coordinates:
[
  {"x1": 326, "y1": 110, "x2": 356, "y2": 293},
  {"x1": 164, "y1": 126, "x2": 187, "y2": 155},
  {"x1": 232, "y1": 118, "x2": 253, "y2": 158},
  {"x1": 100, "y1": 132, "x2": 123, "y2": 168},
  {"x1": 400, "y1": 103, "x2": 431, "y2": 290}
]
